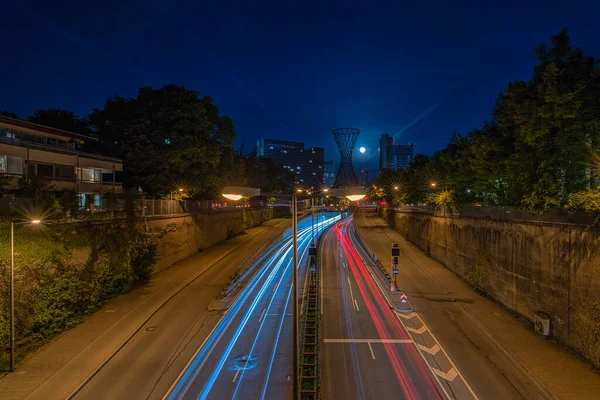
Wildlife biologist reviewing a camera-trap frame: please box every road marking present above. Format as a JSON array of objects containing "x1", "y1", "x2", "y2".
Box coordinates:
[
  {"x1": 258, "y1": 308, "x2": 266, "y2": 322},
  {"x1": 354, "y1": 299, "x2": 360, "y2": 312},
  {"x1": 432, "y1": 367, "x2": 458, "y2": 382},
  {"x1": 347, "y1": 277, "x2": 357, "y2": 311},
  {"x1": 406, "y1": 326, "x2": 427, "y2": 335},
  {"x1": 417, "y1": 343, "x2": 441, "y2": 355},
  {"x1": 398, "y1": 312, "x2": 416, "y2": 320},
  {"x1": 367, "y1": 342, "x2": 376, "y2": 359},
  {"x1": 324, "y1": 339, "x2": 414, "y2": 344},
  {"x1": 232, "y1": 369, "x2": 240, "y2": 383}
]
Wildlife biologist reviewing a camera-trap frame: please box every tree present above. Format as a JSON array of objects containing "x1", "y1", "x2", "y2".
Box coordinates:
[
  {"x1": 244, "y1": 154, "x2": 295, "y2": 194},
  {"x1": 90, "y1": 85, "x2": 236, "y2": 197},
  {"x1": 0, "y1": 111, "x2": 18, "y2": 118},
  {"x1": 28, "y1": 108, "x2": 92, "y2": 136}
]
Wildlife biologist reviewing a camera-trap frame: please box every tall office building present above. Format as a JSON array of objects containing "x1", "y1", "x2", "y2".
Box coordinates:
[
  {"x1": 257, "y1": 138, "x2": 325, "y2": 187},
  {"x1": 379, "y1": 134, "x2": 414, "y2": 171},
  {"x1": 323, "y1": 161, "x2": 335, "y2": 187}
]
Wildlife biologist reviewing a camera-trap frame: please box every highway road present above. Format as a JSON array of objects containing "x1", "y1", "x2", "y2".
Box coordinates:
[
  {"x1": 351, "y1": 209, "x2": 550, "y2": 399},
  {"x1": 166, "y1": 212, "x2": 342, "y2": 400},
  {"x1": 321, "y1": 218, "x2": 452, "y2": 400}
]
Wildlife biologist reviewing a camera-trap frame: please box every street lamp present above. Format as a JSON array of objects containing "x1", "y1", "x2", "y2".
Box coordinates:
[
  {"x1": 393, "y1": 186, "x2": 399, "y2": 191},
  {"x1": 170, "y1": 187, "x2": 184, "y2": 200},
  {"x1": 9, "y1": 218, "x2": 41, "y2": 372},
  {"x1": 430, "y1": 182, "x2": 437, "y2": 188}
]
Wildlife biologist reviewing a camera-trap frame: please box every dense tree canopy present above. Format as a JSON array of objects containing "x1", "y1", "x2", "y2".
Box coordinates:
[
  {"x1": 89, "y1": 85, "x2": 292, "y2": 198},
  {"x1": 371, "y1": 30, "x2": 600, "y2": 213},
  {"x1": 28, "y1": 108, "x2": 92, "y2": 136}
]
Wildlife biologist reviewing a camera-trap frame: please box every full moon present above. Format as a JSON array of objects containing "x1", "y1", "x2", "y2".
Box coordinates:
[{"x1": 359, "y1": 147, "x2": 366, "y2": 153}]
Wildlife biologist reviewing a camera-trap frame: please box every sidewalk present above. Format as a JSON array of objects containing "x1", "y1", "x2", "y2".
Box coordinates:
[
  {"x1": 354, "y1": 209, "x2": 600, "y2": 399},
  {"x1": 0, "y1": 218, "x2": 289, "y2": 400}
]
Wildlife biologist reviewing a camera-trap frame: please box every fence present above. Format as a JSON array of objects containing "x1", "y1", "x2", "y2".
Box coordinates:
[{"x1": 388, "y1": 204, "x2": 595, "y2": 226}]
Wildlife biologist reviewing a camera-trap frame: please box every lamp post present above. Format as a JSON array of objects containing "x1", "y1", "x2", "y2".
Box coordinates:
[
  {"x1": 292, "y1": 189, "x2": 300, "y2": 400},
  {"x1": 10, "y1": 218, "x2": 41, "y2": 372}
]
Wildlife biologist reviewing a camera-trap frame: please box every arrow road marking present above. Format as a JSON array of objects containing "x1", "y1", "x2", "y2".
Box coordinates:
[
  {"x1": 431, "y1": 367, "x2": 458, "y2": 382},
  {"x1": 406, "y1": 326, "x2": 427, "y2": 335},
  {"x1": 417, "y1": 343, "x2": 440, "y2": 355}
]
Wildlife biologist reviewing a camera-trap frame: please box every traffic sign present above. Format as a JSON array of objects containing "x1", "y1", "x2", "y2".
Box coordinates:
[
  {"x1": 309, "y1": 265, "x2": 316, "y2": 274},
  {"x1": 309, "y1": 247, "x2": 317, "y2": 256},
  {"x1": 391, "y1": 243, "x2": 400, "y2": 257},
  {"x1": 392, "y1": 267, "x2": 399, "y2": 275},
  {"x1": 400, "y1": 293, "x2": 408, "y2": 303}
]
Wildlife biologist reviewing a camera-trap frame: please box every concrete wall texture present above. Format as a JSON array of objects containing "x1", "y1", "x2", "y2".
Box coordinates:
[
  {"x1": 380, "y1": 208, "x2": 600, "y2": 368},
  {"x1": 148, "y1": 208, "x2": 274, "y2": 272}
]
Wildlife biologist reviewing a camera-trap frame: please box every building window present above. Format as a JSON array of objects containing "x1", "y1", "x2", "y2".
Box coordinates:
[
  {"x1": 319, "y1": 165, "x2": 322, "y2": 168},
  {"x1": 55, "y1": 164, "x2": 75, "y2": 180},
  {"x1": 79, "y1": 168, "x2": 101, "y2": 183},
  {"x1": 0, "y1": 156, "x2": 5, "y2": 173},
  {"x1": 296, "y1": 166, "x2": 301, "y2": 169},
  {"x1": 269, "y1": 146, "x2": 273, "y2": 150},
  {"x1": 94, "y1": 194, "x2": 101, "y2": 207},
  {"x1": 7, "y1": 157, "x2": 22, "y2": 175},
  {"x1": 37, "y1": 163, "x2": 54, "y2": 178},
  {"x1": 313, "y1": 172, "x2": 316, "y2": 175},
  {"x1": 309, "y1": 160, "x2": 313, "y2": 163}
]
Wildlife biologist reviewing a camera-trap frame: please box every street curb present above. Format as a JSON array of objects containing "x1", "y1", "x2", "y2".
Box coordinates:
[{"x1": 210, "y1": 213, "x2": 313, "y2": 312}]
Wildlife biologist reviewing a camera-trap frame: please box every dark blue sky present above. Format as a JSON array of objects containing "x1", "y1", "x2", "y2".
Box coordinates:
[{"x1": 2, "y1": 0, "x2": 599, "y2": 172}]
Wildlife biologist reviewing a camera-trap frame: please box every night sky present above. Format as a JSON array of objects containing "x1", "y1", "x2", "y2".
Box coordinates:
[{"x1": 2, "y1": 0, "x2": 599, "y2": 172}]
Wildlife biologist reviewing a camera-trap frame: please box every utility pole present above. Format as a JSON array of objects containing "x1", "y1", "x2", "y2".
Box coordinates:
[
  {"x1": 292, "y1": 193, "x2": 299, "y2": 400},
  {"x1": 10, "y1": 221, "x2": 14, "y2": 372}
]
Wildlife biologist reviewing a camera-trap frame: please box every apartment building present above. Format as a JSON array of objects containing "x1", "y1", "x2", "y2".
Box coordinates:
[{"x1": 0, "y1": 116, "x2": 122, "y2": 208}]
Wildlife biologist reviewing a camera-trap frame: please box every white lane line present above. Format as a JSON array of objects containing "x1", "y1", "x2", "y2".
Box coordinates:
[
  {"x1": 323, "y1": 339, "x2": 414, "y2": 343},
  {"x1": 367, "y1": 342, "x2": 376, "y2": 359},
  {"x1": 354, "y1": 299, "x2": 360, "y2": 312},
  {"x1": 232, "y1": 369, "x2": 240, "y2": 383},
  {"x1": 347, "y1": 277, "x2": 357, "y2": 309},
  {"x1": 258, "y1": 308, "x2": 266, "y2": 322}
]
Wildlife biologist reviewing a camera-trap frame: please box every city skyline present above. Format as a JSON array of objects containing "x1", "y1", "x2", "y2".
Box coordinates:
[{"x1": 3, "y1": 1, "x2": 599, "y2": 173}]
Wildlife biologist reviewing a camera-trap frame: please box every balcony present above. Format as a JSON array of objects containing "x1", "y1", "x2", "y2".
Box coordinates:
[{"x1": 0, "y1": 135, "x2": 122, "y2": 165}]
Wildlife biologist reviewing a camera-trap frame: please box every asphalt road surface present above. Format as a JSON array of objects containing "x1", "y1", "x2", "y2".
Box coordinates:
[
  {"x1": 348, "y1": 209, "x2": 550, "y2": 400},
  {"x1": 167, "y1": 212, "x2": 342, "y2": 400}
]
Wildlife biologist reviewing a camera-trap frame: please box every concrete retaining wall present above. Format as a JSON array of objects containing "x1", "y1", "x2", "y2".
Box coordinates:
[
  {"x1": 379, "y1": 208, "x2": 600, "y2": 368},
  {"x1": 148, "y1": 208, "x2": 274, "y2": 272}
]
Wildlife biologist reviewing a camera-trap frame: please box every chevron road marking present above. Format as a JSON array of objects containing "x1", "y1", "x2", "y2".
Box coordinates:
[
  {"x1": 432, "y1": 367, "x2": 458, "y2": 382},
  {"x1": 397, "y1": 312, "x2": 416, "y2": 320},
  {"x1": 417, "y1": 343, "x2": 441, "y2": 356},
  {"x1": 406, "y1": 325, "x2": 427, "y2": 335}
]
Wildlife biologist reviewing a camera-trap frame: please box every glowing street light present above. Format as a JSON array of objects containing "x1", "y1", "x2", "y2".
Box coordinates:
[
  {"x1": 359, "y1": 146, "x2": 366, "y2": 153},
  {"x1": 430, "y1": 182, "x2": 437, "y2": 188},
  {"x1": 393, "y1": 186, "x2": 399, "y2": 191},
  {"x1": 346, "y1": 194, "x2": 366, "y2": 201}
]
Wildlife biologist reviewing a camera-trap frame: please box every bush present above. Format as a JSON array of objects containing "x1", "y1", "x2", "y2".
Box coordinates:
[
  {"x1": 425, "y1": 190, "x2": 456, "y2": 208},
  {"x1": 0, "y1": 219, "x2": 175, "y2": 368},
  {"x1": 566, "y1": 189, "x2": 600, "y2": 213}
]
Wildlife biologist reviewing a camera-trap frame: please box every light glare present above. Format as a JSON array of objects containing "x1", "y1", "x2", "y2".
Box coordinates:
[{"x1": 222, "y1": 194, "x2": 243, "y2": 201}]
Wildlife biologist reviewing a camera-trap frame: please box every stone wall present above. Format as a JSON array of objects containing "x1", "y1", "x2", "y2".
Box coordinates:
[
  {"x1": 380, "y1": 208, "x2": 600, "y2": 368},
  {"x1": 148, "y1": 207, "x2": 274, "y2": 272}
]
